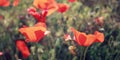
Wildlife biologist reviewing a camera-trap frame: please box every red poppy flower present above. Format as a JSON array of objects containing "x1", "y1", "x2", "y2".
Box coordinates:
[
  {"x1": 94, "y1": 31, "x2": 104, "y2": 43},
  {"x1": 12, "y1": 0, "x2": 19, "y2": 6},
  {"x1": 27, "y1": 7, "x2": 47, "y2": 23},
  {"x1": 68, "y1": 0, "x2": 76, "y2": 3},
  {"x1": 71, "y1": 28, "x2": 104, "y2": 47},
  {"x1": 16, "y1": 40, "x2": 30, "y2": 58},
  {"x1": 57, "y1": 3, "x2": 69, "y2": 13},
  {"x1": 33, "y1": 0, "x2": 58, "y2": 16},
  {"x1": 19, "y1": 22, "x2": 47, "y2": 42},
  {"x1": 0, "y1": 0, "x2": 10, "y2": 7}
]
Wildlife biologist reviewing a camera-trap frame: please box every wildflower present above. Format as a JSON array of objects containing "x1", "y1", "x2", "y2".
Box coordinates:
[
  {"x1": 0, "y1": 0, "x2": 10, "y2": 7},
  {"x1": 71, "y1": 28, "x2": 104, "y2": 46},
  {"x1": 68, "y1": 0, "x2": 76, "y2": 3},
  {"x1": 57, "y1": 3, "x2": 69, "y2": 13},
  {"x1": 16, "y1": 40, "x2": 30, "y2": 58},
  {"x1": 0, "y1": 0, "x2": 20, "y2": 7},
  {"x1": 19, "y1": 22, "x2": 47, "y2": 42},
  {"x1": 27, "y1": 7, "x2": 47, "y2": 23},
  {"x1": 33, "y1": 0, "x2": 58, "y2": 16},
  {"x1": 13, "y1": 0, "x2": 20, "y2": 6}
]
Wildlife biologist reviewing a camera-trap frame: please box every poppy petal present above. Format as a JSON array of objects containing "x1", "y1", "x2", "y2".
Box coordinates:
[
  {"x1": 94, "y1": 31, "x2": 104, "y2": 43},
  {"x1": 16, "y1": 40, "x2": 30, "y2": 58},
  {"x1": 13, "y1": 0, "x2": 19, "y2": 6},
  {"x1": 33, "y1": 0, "x2": 58, "y2": 16},
  {"x1": 68, "y1": 0, "x2": 76, "y2": 3},
  {"x1": 27, "y1": 7, "x2": 36, "y2": 13},
  {"x1": 0, "y1": 0, "x2": 10, "y2": 7},
  {"x1": 57, "y1": 3, "x2": 69, "y2": 13},
  {"x1": 19, "y1": 23, "x2": 46, "y2": 42},
  {"x1": 71, "y1": 28, "x2": 87, "y2": 46},
  {"x1": 78, "y1": 33, "x2": 87, "y2": 46},
  {"x1": 84, "y1": 34, "x2": 95, "y2": 46}
]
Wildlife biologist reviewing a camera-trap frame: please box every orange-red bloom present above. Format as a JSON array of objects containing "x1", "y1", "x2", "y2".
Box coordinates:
[
  {"x1": 57, "y1": 3, "x2": 69, "y2": 13},
  {"x1": 19, "y1": 22, "x2": 47, "y2": 42},
  {"x1": 0, "y1": 0, "x2": 20, "y2": 7},
  {"x1": 16, "y1": 40, "x2": 30, "y2": 58},
  {"x1": 27, "y1": 7, "x2": 47, "y2": 23},
  {"x1": 71, "y1": 28, "x2": 104, "y2": 46},
  {"x1": 68, "y1": 0, "x2": 76, "y2": 3},
  {"x1": 33, "y1": 0, "x2": 58, "y2": 16},
  {"x1": 0, "y1": 0, "x2": 10, "y2": 7},
  {"x1": 12, "y1": 0, "x2": 19, "y2": 6}
]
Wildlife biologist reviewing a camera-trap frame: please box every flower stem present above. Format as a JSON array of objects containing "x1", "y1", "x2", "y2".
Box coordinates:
[
  {"x1": 83, "y1": 47, "x2": 89, "y2": 60},
  {"x1": 80, "y1": 47, "x2": 83, "y2": 60}
]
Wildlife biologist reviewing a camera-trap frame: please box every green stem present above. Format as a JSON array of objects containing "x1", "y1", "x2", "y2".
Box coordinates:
[
  {"x1": 83, "y1": 47, "x2": 89, "y2": 60},
  {"x1": 80, "y1": 47, "x2": 83, "y2": 60}
]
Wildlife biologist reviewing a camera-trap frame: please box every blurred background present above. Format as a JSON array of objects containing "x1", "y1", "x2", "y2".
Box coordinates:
[{"x1": 0, "y1": 0, "x2": 120, "y2": 60}]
